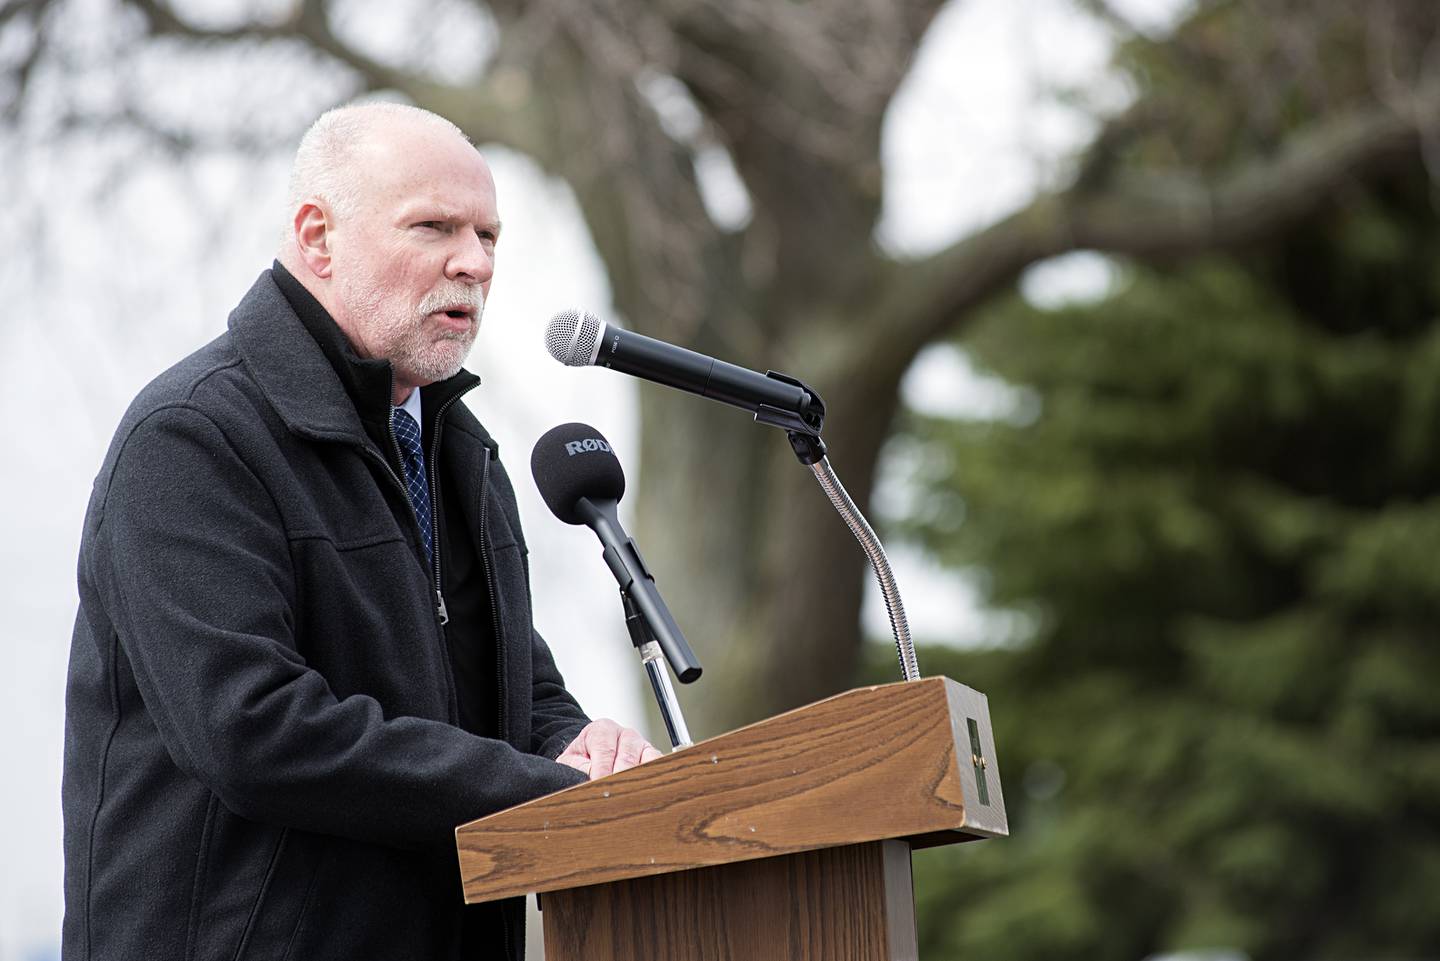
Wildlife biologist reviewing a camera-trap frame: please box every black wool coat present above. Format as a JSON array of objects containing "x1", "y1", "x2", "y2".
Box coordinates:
[{"x1": 62, "y1": 271, "x2": 589, "y2": 961}]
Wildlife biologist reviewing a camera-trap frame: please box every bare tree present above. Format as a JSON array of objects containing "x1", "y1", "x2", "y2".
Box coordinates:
[{"x1": 8, "y1": 0, "x2": 1439, "y2": 734}]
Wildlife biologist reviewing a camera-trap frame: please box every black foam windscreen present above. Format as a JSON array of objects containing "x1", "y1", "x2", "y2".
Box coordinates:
[{"x1": 530, "y1": 423, "x2": 627, "y2": 525}]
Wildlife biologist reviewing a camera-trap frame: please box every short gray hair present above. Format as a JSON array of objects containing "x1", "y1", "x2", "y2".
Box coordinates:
[{"x1": 285, "y1": 101, "x2": 471, "y2": 224}]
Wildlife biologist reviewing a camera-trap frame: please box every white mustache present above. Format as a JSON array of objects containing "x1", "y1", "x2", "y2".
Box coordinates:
[{"x1": 418, "y1": 286, "x2": 485, "y2": 317}]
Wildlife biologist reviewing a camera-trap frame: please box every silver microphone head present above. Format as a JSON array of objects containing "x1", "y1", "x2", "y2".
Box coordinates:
[{"x1": 545, "y1": 309, "x2": 606, "y2": 367}]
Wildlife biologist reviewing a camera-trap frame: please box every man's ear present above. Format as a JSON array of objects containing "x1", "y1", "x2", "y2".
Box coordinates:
[{"x1": 292, "y1": 202, "x2": 334, "y2": 279}]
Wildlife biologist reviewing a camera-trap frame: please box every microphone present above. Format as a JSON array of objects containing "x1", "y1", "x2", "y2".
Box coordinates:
[
  {"x1": 545, "y1": 309, "x2": 822, "y2": 431},
  {"x1": 530, "y1": 423, "x2": 702, "y2": 684}
]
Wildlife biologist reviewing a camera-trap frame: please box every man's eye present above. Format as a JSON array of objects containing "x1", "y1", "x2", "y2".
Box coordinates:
[{"x1": 416, "y1": 221, "x2": 446, "y2": 231}]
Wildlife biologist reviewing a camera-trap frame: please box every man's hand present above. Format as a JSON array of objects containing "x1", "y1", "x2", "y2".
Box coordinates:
[{"x1": 556, "y1": 719, "x2": 663, "y2": 780}]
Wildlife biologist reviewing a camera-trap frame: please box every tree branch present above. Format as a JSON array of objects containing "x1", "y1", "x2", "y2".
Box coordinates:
[
  {"x1": 124, "y1": 0, "x2": 301, "y2": 42},
  {"x1": 665, "y1": 0, "x2": 948, "y2": 311},
  {"x1": 118, "y1": 0, "x2": 546, "y2": 155},
  {"x1": 1, "y1": 0, "x2": 51, "y2": 122},
  {"x1": 1075, "y1": 0, "x2": 1152, "y2": 39},
  {"x1": 864, "y1": 100, "x2": 1426, "y2": 382},
  {"x1": 112, "y1": 0, "x2": 727, "y2": 342}
]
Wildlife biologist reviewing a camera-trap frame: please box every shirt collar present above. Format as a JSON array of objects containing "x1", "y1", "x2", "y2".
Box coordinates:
[{"x1": 397, "y1": 381, "x2": 424, "y2": 425}]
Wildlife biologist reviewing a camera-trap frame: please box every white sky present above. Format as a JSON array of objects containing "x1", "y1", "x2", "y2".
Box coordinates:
[{"x1": 0, "y1": 0, "x2": 1186, "y2": 956}]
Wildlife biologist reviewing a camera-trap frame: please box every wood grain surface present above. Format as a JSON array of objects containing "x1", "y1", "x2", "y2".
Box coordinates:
[
  {"x1": 456, "y1": 676, "x2": 1006, "y2": 904},
  {"x1": 540, "y1": 841, "x2": 917, "y2": 961}
]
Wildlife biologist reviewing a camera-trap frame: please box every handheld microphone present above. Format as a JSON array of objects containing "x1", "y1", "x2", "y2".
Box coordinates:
[
  {"x1": 545, "y1": 310, "x2": 822, "y2": 431},
  {"x1": 530, "y1": 423, "x2": 702, "y2": 684}
]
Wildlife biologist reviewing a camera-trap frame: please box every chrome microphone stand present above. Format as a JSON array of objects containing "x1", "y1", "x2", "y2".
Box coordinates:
[{"x1": 619, "y1": 590, "x2": 693, "y2": 749}]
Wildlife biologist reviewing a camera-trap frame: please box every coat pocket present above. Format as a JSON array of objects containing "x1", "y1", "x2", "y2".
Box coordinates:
[
  {"x1": 230, "y1": 829, "x2": 324, "y2": 961},
  {"x1": 185, "y1": 806, "x2": 322, "y2": 961}
]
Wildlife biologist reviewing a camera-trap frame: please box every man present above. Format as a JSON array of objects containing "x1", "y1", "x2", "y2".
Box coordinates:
[{"x1": 63, "y1": 102, "x2": 659, "y2": 961}]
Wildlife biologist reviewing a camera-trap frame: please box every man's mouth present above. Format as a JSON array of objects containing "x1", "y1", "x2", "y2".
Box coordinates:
[
  {"x1": 420, "y1": 288, "x2": 485, "y2": 330},
  {"x1": 431, "y1": 305, "x2": 477, "y2": 326}
]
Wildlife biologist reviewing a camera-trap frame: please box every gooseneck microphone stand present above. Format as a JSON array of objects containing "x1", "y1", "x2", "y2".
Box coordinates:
[
  {"x1": 542, "y1": 314, "x2": 918, "y2": 683},
  {"x1": 757, "y1": 375, "x2": 921, "y2": 683}
]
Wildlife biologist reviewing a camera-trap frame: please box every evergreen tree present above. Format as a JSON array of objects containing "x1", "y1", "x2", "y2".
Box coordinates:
[{"x1": 888, "y1": 168, "x2": 1440, "y2": 959}]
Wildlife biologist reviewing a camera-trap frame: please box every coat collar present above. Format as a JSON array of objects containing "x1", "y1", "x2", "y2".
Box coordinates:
[{"x1": 226, "y1": 269, "x2": 485, "y2": 448}]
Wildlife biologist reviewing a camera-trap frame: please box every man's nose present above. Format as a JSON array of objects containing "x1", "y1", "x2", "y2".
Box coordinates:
[{"x1": 447, "y1": 230, "x2": 494, "y2": 285}]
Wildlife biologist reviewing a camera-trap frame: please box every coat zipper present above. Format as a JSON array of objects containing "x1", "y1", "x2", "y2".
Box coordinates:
[
  {"x1": 378, "y1": 384, "x2": 467, "y2": 722},
  {"x1": 426, "y1": 392, "x2": 467, "y2": 625},
  {"x1": 359, "y1": 440, "x2": 452, "y2": 697}
]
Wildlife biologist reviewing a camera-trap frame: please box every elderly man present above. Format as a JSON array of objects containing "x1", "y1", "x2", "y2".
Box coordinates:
[{"x1": 63, "y1": 102, "x2": 658, "y2": 961}]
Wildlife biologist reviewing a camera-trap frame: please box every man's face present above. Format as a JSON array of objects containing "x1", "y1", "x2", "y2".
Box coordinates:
[{"x1": 328, "y1": 124, "x2": 500, "y2": 393}]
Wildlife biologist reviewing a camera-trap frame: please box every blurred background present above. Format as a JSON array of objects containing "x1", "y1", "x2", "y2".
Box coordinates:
[{"x1": 4, "y1": 0, "x2": 1440, "y2": 958}]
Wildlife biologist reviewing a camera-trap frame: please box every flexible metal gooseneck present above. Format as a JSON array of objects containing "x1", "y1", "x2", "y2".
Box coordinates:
[{"x1": 809, "y1": 456, "x2": 920, "y2": 682}]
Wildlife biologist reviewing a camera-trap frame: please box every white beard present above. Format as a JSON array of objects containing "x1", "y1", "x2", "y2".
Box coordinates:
[{"x1": 339, "y1": 269, "x2": 484, "y2": 386}]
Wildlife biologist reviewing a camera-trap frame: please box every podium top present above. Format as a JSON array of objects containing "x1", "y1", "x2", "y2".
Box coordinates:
[{"x1": 455, "y1": 675, "x2": 1007, "y2": 904}]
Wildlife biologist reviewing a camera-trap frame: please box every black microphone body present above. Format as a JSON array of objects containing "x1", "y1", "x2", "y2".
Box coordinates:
[
  {"x1": 572, "y1": 497, "x2": 699, "y2": 683},
  {"x1": 597, "y1": 325, "x2": 810, "y2": 416},
  {"x1": 530, "y1": 423, "x2": 702, "y2": 683},
  {"x1": 547, "y1": 310, "x2": 815, "y2": 420}
]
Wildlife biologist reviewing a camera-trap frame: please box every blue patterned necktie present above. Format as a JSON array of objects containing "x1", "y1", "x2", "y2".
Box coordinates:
[{"x1": 390, "y1": 407, "x2": 433, "y2": 566}]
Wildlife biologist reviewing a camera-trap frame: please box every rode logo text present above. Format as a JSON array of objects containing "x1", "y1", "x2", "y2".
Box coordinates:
[{"x1": 564, "y1": 439, "x2": 612, "y2": 456}]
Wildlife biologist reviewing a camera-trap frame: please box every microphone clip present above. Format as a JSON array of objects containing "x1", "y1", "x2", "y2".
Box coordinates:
[{"x1": 754, "y1": 371, "x2": 828, "y2": 465}]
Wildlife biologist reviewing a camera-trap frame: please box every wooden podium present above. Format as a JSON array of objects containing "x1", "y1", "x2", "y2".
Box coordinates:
[{"x1": 455, "y1": 676, "x2": 1007, "y2": 960}]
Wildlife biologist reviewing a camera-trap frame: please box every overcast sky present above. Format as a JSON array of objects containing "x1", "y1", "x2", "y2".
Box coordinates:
[{"x1": 0, "y1": 1, "x2": 1185, "y2": 956}]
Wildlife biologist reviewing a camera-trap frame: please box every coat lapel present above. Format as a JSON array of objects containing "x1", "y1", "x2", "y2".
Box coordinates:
[{"x1": 226, "y1": 271, "x2": 373, "y2": 447}]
